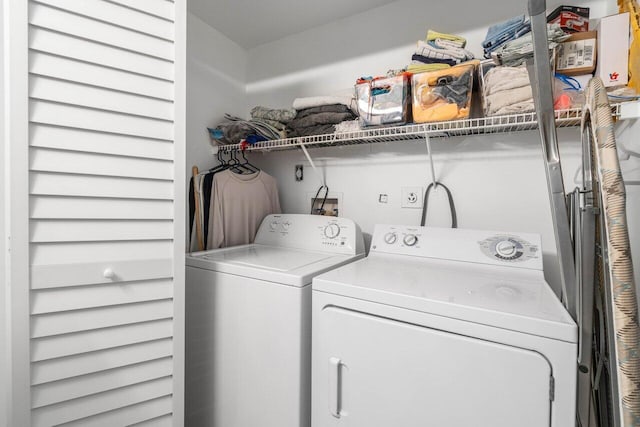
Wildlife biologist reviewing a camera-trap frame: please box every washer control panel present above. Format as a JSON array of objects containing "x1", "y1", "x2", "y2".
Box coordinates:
[
  {"x1": 255, "y1": 214, "x2": 365, "y2": 255},
  {"x1": 371, "y1": 224, "x2": 543, "y2": 270}
]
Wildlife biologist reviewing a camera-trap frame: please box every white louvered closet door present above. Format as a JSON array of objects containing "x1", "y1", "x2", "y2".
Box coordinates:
[{"x1": 24, "y1": 0, "x2": 185, "y2": 425}]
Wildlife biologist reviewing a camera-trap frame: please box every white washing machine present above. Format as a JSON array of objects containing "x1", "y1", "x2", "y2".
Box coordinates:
[
  {"x1": 186, "y1": 214, "x2": 364, "y2": 427},
  {"x1": 312, "y1": 224, "x2": 577, "y2": 427}
]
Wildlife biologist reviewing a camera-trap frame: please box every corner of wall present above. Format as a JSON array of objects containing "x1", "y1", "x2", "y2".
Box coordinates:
[
  {"x1": 185, "y1": 12, "x2": 251, "y2": 176},
  {"x1": 0, "y1": 0, "x2": 9, "y2": 424}
]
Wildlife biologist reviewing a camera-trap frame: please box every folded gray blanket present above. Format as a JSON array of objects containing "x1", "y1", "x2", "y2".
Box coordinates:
[
  {"x1": 288, "y1": 111, "x2": 356, "y2": 130},
  {"x1": 294, "y1": 104, "x2": 353, "y2": 119},
  {"x1": 287, "y1": 124, "x2": 337, "y2": 137}
]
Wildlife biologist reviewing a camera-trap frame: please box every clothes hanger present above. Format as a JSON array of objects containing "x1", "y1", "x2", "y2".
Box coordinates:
[
  {"x1": 239, "y1": 149, "x2": 259, "y2": 173},
  {"x1": 229, "y1": 150, "x2": 252, "y2": 174},
  {"x1": 208, "y1": 149, "x2": 230, "y2": 174}
]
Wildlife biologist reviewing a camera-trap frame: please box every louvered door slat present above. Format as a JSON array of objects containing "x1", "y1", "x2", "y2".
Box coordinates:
[
  {"x1": 31, "y1": 377, "x2": 173, "y2": 427},
  {"x1": 30, "y1": 3, "x2": 174, "y2": 61},
  {"x1": 32, "y1": 357, "x2": 173, "y2": 408},
  {"x1": 58, "y1": 396, "x2": 173, "y2": 427},
  {"x1": 31, "y1": 279, "x2": 174, "y2": 314},
  {"x1": 30, "y1": 100, "x2": 174, "y2": 140},
  {"x1": 29, "y1": 123, "x2": 173, "y2": 160},
  {"x1": 24, "y1": 0, "x2": 182, "y2": 424},
  {"x1": 30, "y1": 219, "x2": 174, "y2": 242},
  {"x1": 30, "y1": 148, "x2": 174, "y2": 180},
  {"x1": 31, "y1": 339, "x2": 173, "y2": 385},
  {"x1": 30, "y1": 197, "x2": 174, "y2": 220},
  {"x1": 31, "y1": 319, "x2": 173, "y2": 361},
  {"x1": 30, "y1": 28, "x2": 174, "y2": 80},
  {"x1": 130, "y1": 413, "x2": 174, "y2": 427},
  {"x1": 30, "y1": 172, "x2": 174, "y2": 200},
  {"x1": 34, "y1": 0, "x2": 174, "y2": 40},
  {"x1": 29, "y1": 76, "x2": 174, "y2": 121},
  {"x1": 32, "y1": 299, "x2": 174, "y2": 337},
  {"x1": 103, "y1": 0, "x2": 175, "y2": 22},
  {"x1": 29, "y1": 52, "x2": 174, "y2": 101},
  {"x1": 31, "y1": 241, "x2": 174, "y2": 265}
]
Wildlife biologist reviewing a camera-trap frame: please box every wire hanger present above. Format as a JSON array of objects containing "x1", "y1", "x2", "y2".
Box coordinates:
[
  {"x1": 239, "y1": 149, "x2": 260, "y2": 173},
  {"x1": 421, "y1": 133, "x2": 457, "y2": 227}
]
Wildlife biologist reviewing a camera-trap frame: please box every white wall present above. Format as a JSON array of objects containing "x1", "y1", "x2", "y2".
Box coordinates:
[
  {"x1": 239, "y1": 0, "x2": 637, "y2": 297},
  {"x1": 246, "y1": 0, "x2": 613, "y2": 108},
  {"x1": 186, "y1": 13, "x2": 248, "y2": 175},
  {"x1": 0, "y1": 1, "x2": 8, "y2": 424}
]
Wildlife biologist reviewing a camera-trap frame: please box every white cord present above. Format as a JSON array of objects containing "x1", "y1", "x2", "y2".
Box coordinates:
[{"x1": 300, "y1": 143, "x2": 325, "y2": 187}]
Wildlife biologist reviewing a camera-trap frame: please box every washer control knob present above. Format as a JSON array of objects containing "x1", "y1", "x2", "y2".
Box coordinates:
[
  {"x1": 269, "y1": 221, "x2": 279, "y2": 231},
  {"x1": 496, "y1": 240, "x2": 517, "y2": 258},
  {"x1": 403, "y1": 234, "x2": 418, "y2": 247},
  {"x1": 323, "y1": 223, "x2": 341, "y2": 239},
  {"x1": 384, "y1": 232, "x2": 398, "y2": 244},
  {"x1": 282, "y1": 221, "x2": 291, "y2": 231}
]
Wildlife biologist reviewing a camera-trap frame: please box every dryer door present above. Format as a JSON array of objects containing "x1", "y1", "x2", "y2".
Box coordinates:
[{"x1": 313, "y1": 306, "x2": 552, "y2": 427}]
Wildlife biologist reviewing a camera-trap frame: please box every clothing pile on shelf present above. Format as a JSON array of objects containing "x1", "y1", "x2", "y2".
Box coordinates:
[
  {"x1": 188, "y1": 165, "x2": 281, "y2": 251},
  {"x1": 287, "y1": 96, "x2": 358, "y2": 137},
  {"x1": 250, "y1": 106, "x2": 296, "y2": 135},
  {"x1": 488, "y1": 22, "x2": 568, "y2": 66},
  {"x1": 482, "y1": 65, "x2": 535, "y2": 116},
  {"x1": 407, "y1": 30, "x2": 475, "y2": 74},
  {"x1": 208, "y1": 108, "x2": 294, "y2": 145},
  {"x1": 482, "y1": 15, "x2": 531, "y2": 59}
]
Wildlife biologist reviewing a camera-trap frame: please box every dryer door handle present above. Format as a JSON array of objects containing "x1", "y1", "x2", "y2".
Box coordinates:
[{"x1": 329, "y1": 357, "x2": 343, "y2": 418}]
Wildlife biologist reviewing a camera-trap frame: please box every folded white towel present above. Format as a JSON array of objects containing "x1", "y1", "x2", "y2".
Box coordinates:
[
  {"x1": 483, "y1": 66, "x2": 531, "y2": 95},
  {"x1": 486, "y1": 85, "x2": 533, "y2": 115}
]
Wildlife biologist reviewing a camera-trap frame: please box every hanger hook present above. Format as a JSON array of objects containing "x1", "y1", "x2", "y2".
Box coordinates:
[{"x1": 425, "y1": 133, "x2": 438, "y2": 190}]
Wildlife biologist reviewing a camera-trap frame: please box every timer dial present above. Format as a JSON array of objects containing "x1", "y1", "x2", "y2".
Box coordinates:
[
  {"x1": 323, "y1": 223, "x2": 341, "y2": 239},
  {"x1": 403, "y1": 234, "x2": 418, "y2": 247},
  {"x1": 384, "y1": 232, "x2": 398, "y2": 244}
]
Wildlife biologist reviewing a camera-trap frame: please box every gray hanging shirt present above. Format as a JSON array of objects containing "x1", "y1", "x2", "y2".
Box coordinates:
[{"x1": 207, "y1": 169, "x2": 281, "y2": 249}]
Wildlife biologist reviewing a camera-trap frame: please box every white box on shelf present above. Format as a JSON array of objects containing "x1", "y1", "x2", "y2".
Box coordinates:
[{"x1": 595, "y1": 12, "x2": 630, "y2": 87}]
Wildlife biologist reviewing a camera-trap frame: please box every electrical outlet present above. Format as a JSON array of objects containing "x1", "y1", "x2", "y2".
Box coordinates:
[{"x1": 401, "y1": 187, "x2": 424, "y2": 209}]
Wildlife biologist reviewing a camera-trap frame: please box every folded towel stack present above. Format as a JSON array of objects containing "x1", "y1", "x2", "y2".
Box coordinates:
[
  {"x1": 482, "y1": 15, "x2": 531, "y2": 59},
  {"x1": 483, "y1": 66, "x2": 535, "y2": 116},
  {"x1": 490, "y1": 23, "x2": 568, "y2": 66},
  {"x1": 408, "y1": 30, "x2": 475, "y2": 74},
  {"x1": 287, "y1": 102, "x2": 357, "y2": 137}
]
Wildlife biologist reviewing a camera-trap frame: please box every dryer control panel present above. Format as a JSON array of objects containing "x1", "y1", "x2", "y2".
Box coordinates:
[
  {"x1": 370, "y1": 225, "x2": 543, "y2": 270},
  {"x1": 254, "y1": 214, "x2": 365, "y2": 255}
]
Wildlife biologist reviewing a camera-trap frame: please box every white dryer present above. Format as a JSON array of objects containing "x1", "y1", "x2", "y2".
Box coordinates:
[
  {"x1": 312, "y1": 224, "x2": 577, "y2": 427},
  {"x1": 186, "y1": 214, "x2": 364, "y2": 427}
]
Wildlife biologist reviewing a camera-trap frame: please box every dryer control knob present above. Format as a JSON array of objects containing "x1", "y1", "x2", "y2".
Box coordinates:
[
  {"x1": 384, "y1": 232, "x2": 397, "y2": 244},
  {"x1": 269, "y1": 221, "x2": 279, "y2": 231},
  {"x1": 324, "y1": 223, "x2": 341, "y2": 239},
  {"x1": 403, "y1": 234, "x2": 418, "y2": 247},
  {"x1": 496, "y1": 240, "x2": 517, "y2": 257}
]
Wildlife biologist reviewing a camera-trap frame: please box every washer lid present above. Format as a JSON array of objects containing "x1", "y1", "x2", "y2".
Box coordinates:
[
  {"x1": 186, "y1": 244, "x2": 363, "y2": 287},
  {"x1": 312, "y1": 254, "x2": 577, "y2": 342}
]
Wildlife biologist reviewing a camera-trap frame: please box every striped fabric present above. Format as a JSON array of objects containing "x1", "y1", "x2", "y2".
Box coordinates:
[{"x1": 583, "y1": 77, "x2": 640, "y2": 427}]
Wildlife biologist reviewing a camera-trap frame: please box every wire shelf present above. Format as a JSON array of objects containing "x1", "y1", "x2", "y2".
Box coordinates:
[{"x1": 217, "y1": 103, "x2": 623, "y2": 153}]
